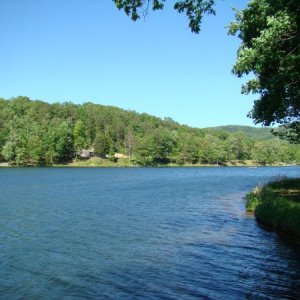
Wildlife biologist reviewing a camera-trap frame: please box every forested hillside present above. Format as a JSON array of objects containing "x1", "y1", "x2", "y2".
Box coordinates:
[
  {"x1": 0, "y1": 97, "x2": 298, "y2": 166},
  {"x1": 205, "y1": 125, "x2": 276, "y2": 140}
]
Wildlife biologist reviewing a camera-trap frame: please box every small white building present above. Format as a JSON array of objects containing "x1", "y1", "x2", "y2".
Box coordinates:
[{"x1": 76, "y1": 149, "x2": 95, "y2": 158}]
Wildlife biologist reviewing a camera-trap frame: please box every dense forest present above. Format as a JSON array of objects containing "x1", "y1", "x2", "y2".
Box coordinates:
[{"x1": 0, "y1": 97, "x2": 298, "y2": 166}]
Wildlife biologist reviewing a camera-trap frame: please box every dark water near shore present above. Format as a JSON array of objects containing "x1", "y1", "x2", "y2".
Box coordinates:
[{"x1": 0, "y1": 167, "x2": 300, "y2": 299}]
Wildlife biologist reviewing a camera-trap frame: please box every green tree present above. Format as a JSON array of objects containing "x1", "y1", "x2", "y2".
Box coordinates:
[
  {"x1": 200, "y1": 134, "x2": 226, "y2": 165},
  {"x1": 151, "y1": 128, "x2": 178, "y2": 164},
  {"x1": 276, "y1": 142, "x2": 295, "y2": 164},
  {"x1": 134, "y1": 135, "x2": 155, "y2": 166},
  {"x1": 251, "y1": 141, "x2": 279, "y2": 165},
  {"x1": 1, "y1": 118, "x2": 35, "y2": 165},
  {"x1": 2, "y1": 140, "x2": 16, "y2": 163},
  {"x1": 176, "y1": 135, "x2": 200, "y2": 164},
  {"x1": 124, "y1": 130, "x2": 136, "y2": 161},
  {"x1": 44, "y1": 120, "x2": 74, "y2": 164},
  {"x1": 73, "y1": 120, "x2": 86, "y2": 150},
  {"x1": 134, "y1": 129, "x2": 174, "y2": 165},
  {"x1": 226, "y1": 132, "x2": 250, "y2": 162},
  {"x1": 93, "y1": 131, "x2": 110, "y2": 158},
  {"x1": 27, "y1": 123, "x2": 45, "y2": 165},
  {"x1": 54, "y1": 121, "x2": 74, "y2": 163},
  {"x1": 6, "y1": 117, "x2": 50, "y2": 165},
  {"x1": 229, "y1": 0, "x2": 300, "y2": 142},
  {"x1": 295, "y1": 148, "x2": 300, "y2": 164}
]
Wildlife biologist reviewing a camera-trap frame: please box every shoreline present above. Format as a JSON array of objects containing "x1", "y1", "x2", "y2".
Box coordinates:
[
  {"x1": 0, "y1": 161, "x2": 298, "y2": 168},
  {"x1": 246, "y1": 178, "x2": 300, "y2": 239}
]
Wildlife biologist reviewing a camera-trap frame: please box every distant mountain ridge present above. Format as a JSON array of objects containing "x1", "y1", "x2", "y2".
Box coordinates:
[{"x1": 205, "y1": 125, "x2": 276, "y2": 140}]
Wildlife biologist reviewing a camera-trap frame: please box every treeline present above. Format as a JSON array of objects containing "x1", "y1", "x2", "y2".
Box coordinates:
[
  {"x1": 207, "y1": 125, "x2": 276, "y2": 140},
  {"x1": 0, "y1": 97, "x2": 298, "y2": 166}
]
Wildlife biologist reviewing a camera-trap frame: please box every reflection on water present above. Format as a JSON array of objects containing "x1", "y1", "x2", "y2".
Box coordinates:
[{"x1": 0, "y1": 166, "x2": 300, "y2": 299}]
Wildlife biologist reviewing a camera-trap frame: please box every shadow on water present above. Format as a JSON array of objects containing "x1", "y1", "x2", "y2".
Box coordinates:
[{"x1": 252, "y1": 218, "x2": 300, "y2": 255}]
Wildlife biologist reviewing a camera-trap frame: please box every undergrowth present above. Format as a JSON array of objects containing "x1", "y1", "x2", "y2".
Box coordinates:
[{"x1": 246, "y1": 178, "x2": 300, "y2": 237}]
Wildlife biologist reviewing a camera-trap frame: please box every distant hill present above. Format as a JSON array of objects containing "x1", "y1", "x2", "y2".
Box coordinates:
[
  {"x1": 205, "y1": 125, "x2": 276, "y2": 140},
  {"x1": 0, "y1": 97, "x2": 296, "y2": 166}
]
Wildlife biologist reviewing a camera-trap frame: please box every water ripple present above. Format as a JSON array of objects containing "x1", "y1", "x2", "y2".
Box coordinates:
[{"x1": 0, "y1": 167, "x2": 300, "y2": 299}]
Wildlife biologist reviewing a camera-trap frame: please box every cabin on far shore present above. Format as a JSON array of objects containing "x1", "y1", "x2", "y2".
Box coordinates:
[
  {"x1": 76, "y1": 149, "x2": 128, "y2": 160},
  {"x1": 76, "y1": 149, "x2": 95, "y2": 159}
]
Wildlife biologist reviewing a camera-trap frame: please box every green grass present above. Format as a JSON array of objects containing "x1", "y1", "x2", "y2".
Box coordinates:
[{"x1": 246, "y1": 178, "x2": 300, "y2": 237}]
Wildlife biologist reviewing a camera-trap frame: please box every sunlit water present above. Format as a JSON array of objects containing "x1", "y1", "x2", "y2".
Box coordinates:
[{"x1": 0, "y1": 167, "x2": 300, "y2": 299}]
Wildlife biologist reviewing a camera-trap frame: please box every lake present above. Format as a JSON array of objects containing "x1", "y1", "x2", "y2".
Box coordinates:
[{"x1": 0, "y1": 166, "x2": 300, "y2": 299}]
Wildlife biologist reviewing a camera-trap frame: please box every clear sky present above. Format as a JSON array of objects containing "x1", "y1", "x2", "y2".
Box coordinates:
[{"x1": 0, "y1": 0, "x2": 256, "y2": 128}]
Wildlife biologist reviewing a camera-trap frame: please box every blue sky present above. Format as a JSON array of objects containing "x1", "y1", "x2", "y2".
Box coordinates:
[{"x1": 0, "y1": 0, "x2": 256, "y2": 128}]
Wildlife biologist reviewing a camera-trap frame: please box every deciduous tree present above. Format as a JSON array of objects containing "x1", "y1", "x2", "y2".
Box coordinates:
[{"x1": 229, "y1": 0, "x2": 300, "y2": 142}]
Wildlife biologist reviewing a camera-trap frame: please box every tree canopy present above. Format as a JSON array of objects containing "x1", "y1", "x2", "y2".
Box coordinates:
[
  {"x1": 0, "y1": 97, "x2": 297, "y2": 166},
  {"x1": 229, "y1": 0, "x2": 300, "y2": 143}
]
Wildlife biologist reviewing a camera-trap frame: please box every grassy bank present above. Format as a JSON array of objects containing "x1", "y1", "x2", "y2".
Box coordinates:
[
  {"x1": 60, "y1": 157, "x2": 135, "y2": 167},
  {"x1": 246, "y1": 178, "x2": 300, "y2": 237}
]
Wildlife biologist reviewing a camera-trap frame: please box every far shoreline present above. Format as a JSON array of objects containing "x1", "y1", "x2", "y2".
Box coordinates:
[{"x1": 0, "y1": 160, "x2": 298, "y2": 169}]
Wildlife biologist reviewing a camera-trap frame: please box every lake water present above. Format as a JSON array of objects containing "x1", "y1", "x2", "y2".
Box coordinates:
[{"x1": 0, "y1": 166, "x2": 300, "y2": 299}]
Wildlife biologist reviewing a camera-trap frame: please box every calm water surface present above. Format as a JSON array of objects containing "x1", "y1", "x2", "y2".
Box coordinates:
[{"x1": 0, "y1": 167, "x2": 300, "y2": 299}]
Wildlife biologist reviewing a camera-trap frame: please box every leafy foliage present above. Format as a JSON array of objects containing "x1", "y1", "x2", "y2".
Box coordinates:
[
  {"x1": 207, "y1": 125, "x2": 276, "y2": 140},
  {"x1": 113, "y1": 0, "x2": 215, "y2": 33},
  {"x1": 229, "y1": 0, "x2": 300, "y2": 142},
  {"x1": 0, "y1": 96, "x2": 297, "y2": 166}
]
